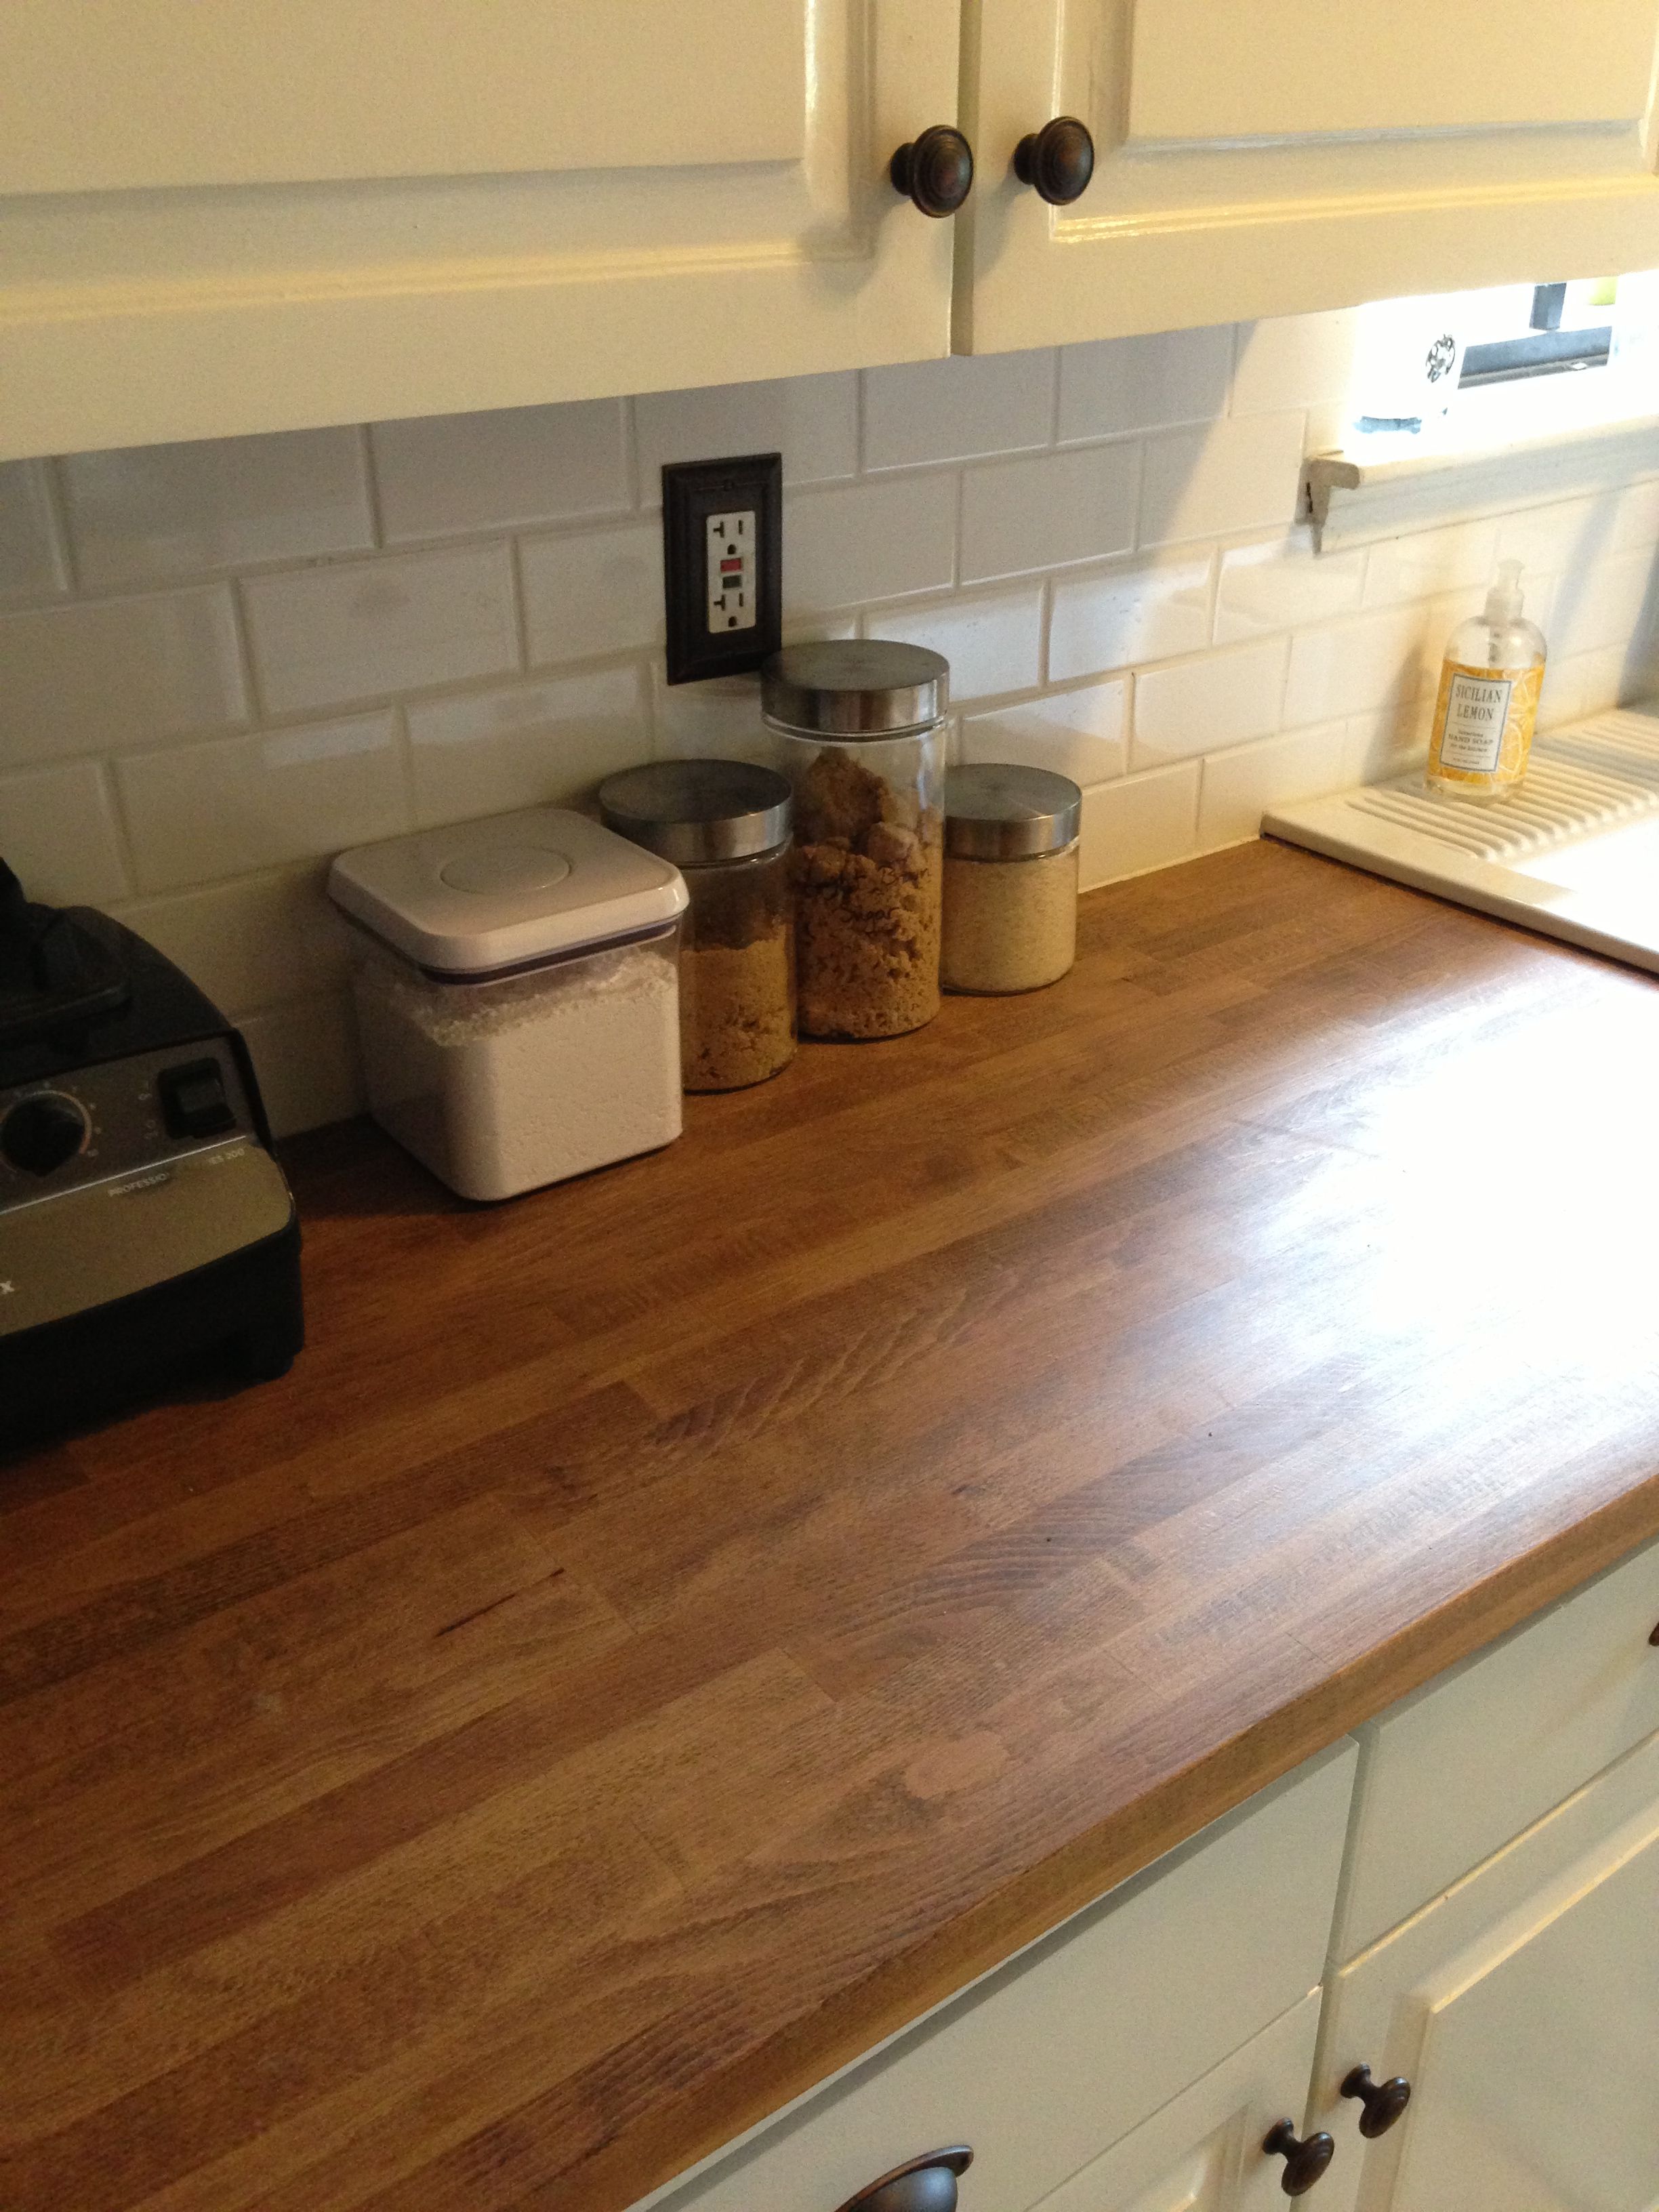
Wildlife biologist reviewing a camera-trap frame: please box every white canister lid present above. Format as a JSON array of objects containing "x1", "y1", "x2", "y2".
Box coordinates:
[{"x1": 328, "y1": 806, "x2": 689, "y2": 977}]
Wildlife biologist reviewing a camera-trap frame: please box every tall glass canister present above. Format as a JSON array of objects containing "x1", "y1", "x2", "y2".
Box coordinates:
[
  {"x1": 598, "y1": 758, "x2": 796, "y2": 1092},
  {"x1": 760, "y1": 640, "x2": 947, "y2": 1040}
]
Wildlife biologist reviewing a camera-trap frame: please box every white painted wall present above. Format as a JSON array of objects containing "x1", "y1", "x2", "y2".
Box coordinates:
[{"x1": 3, "y1": 313, "x2": 1656, "y2": 1136}]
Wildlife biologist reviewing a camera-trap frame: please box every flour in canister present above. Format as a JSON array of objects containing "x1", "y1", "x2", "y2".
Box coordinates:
[{"x1": 354, "y1": 936, "x2": 682, "y2": 1199}]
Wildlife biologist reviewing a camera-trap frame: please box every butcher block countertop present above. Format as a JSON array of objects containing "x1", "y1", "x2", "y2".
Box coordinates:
[{"x1": 9, "y1": 841, "x2": 1659, "y2": 2212}]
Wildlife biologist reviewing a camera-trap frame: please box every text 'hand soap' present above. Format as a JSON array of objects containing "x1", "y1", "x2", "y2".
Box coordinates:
[{"x1": 1425, "y1": 560, "x2": 1546, "y2": 799}]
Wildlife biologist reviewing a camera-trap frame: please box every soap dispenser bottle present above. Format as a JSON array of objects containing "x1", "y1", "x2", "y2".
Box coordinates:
[{"x1": 1425, "y1": 560, "x2": 1546, "y2": 798}]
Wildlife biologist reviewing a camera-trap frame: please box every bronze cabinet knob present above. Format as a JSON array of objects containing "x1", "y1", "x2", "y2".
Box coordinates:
[
  {"x1": 1340, "y1": 2064, "x2": 1413, "y2": 2138},
  {"x1": 834, "y1": 2148, "x2": 973, "y2": 2212},
  {"x1": 1647, "y1": 1618, "x2": 1658, "y2": 1645},
  {"x1": 1263, "y1": 2121, "x2": 1336, "y2": 2196},
  {"x1": 890, "y1": 127, "x2": 975, "y2": 217},
  {"x1": 1012, "y1": 117, "x2": 1095, "y2": 205}
]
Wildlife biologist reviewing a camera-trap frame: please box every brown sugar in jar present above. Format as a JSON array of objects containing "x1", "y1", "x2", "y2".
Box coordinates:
[
  {"x1": 762, "y1": 640, "x2": 947, "y2": 1041},
  {"x1": 599, "y1": 760, "x2": 796, "y2": 1092}
]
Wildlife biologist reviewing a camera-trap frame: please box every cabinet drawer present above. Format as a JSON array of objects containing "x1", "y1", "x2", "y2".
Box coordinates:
[
  {"x1": 655, "y1": 1743, "x2": 1356, "y2": 2212},
  {"x1": 1334, "y1": 1528, "x2": 1659, "y2": 1961}
]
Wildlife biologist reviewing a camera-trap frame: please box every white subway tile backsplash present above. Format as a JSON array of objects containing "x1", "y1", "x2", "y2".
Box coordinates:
[
  {"x1": 0, "y1": 461, "x2": 68, "y2": 604},
  {"x1": 408, "y1": 665, "x2": 648, "y2": 825},
  {"x1": 785, "y1": 475, "x2": 956, "y2": 614},
  {"x1": 239, "y1": 991, "x2": 363, "y2": 1139},
  {"x1": 1283, "y1": 602, "x2": 1433, "y2": 730},
  {"x1": 1582, "y1": 641, "x2": 1640, "y2": 715},
  {"x1": 0, "y1": 760, "x2": 129, "y2": 903},
  {"x1": 0, "y1": 587, "x2": 247, "y2": 761},
  {"x1": 111, "y1": 865, "x2": 353, "y2": 1013},
  {"x1": 1132, "y1": 638, "x2": 1287, "y2": 770},
  {"x1": 1140, "y1": 412, "x2": 1305, "y2": 548},
  {"x1": 1232, "y1": 312, "x2": 1360, "y2": 416},
  {"x1": 1078, "y1": 764, "x2": 1200, "y2": 890},
  {"x1": 1197, "y1": 719, "x2": 1356, "y2": 848},
  {"x1": 117, "y1": 711, "x2": 407, "y2": 893},
  {"x1": 961, "y1": 445, "x2": 1139, "y2": 584},
  {"x1": 371, "y1": 401, "x2": 629, "y2": 541},
  {"x1": 1049, "y1": 554, "x2": 1212, "y2": 680},
  {"x1": 1609, "y1": 476, "x2": 1659, "y2": 554},
  {"x1": 864, "y1": 352, "x2": 1054, "y2": 470},
  {"x1": 522, "y1": 522, "x2": 663, "y2": 665},
  {"x1": 60, "y1": 430, "x2": 372, "y2": 588},
  {"x1": 1549, "y1": 548, "x2": 1656, "y2": 659},
  {"x1": 636, "y1": 373, "x2": 857, "y2": 497},
  {"x1": 1361, "y1": 519, "x2": 1499, "y2": 609},
  {"x1": 1345, "y1": 702, "x2": 1430, "y2": 781},
  {"x1": 1494, "y1": 495, "x2": 1605, "y2": 578},
  {"x1": 243, "y1": 543, "x2": 519, "y2": 714},
  {"x1": 3, "y1": 327, "x2": 1655, "y2": 1138},
  {"x1": 649, "y1": 665, "x2": 774, "y2": 764},
  {"x1": 1058, "y1": 327, "x2": 1231, "y2": 444},
  {"x1": 1214, "y1": 534, "x2": 1366, "y2": 642},
  {"x1": 960, "y1": 682, "x2": 1126, "y2": 785},
  {"x1": 867, "y1": 587, "x2": 1042, "y2": 701}
]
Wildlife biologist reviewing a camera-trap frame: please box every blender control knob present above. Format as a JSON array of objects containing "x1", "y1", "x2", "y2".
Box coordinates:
[{"x1": 1, "y1": 1091, "x2": 89, "y2": 1175}]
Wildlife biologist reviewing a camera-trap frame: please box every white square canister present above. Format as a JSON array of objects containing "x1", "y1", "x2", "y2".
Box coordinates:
[{"x1": 329, "y1": 807, "x2": 689, "y2": 1201}]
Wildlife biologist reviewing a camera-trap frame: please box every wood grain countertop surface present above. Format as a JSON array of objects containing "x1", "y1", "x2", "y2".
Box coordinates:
[{"x1": 7, "y1": 840, "x2": 1659, "y2": 2212}]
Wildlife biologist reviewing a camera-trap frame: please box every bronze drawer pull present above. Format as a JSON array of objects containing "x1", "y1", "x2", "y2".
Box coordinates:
[
  {"x1": 834, "y1": 2148, "x2": 973, "y2": 2212},
  {"x1": 1263, "y1": 2120, "x2": 1335, "y2": 2195},
  {"x1": 1012, "y1": 117, "x2": 1095, "y2": 205},
  {"x1": 1341, "y1": 2062, "x2": 1413, "y2": 2137},
  {"x1": 890, "y1": 128, "x2": 974, "y2": 217}
]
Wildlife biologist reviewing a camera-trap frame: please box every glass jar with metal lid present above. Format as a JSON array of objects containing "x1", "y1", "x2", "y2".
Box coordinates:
[
  {"x1": 761, "y1": 639, "x2": 947, "y2": 1040},
  {"x1": 941, "y1": 764, "x2": 1082, "y2": 994},
  {"x1": 598, "y1": 759, "x2": 796, "y2": 1092}
]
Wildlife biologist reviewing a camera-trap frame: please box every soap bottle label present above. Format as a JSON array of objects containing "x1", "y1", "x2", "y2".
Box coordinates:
[
  {"x1": 1428, "y1": 661, "x2": 1541, "y2": 790},
  {"x1": 1437, "y1": 671, "x2": 1512, "y2": 773}
]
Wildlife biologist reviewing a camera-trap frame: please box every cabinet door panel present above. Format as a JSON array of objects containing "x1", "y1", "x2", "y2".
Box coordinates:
[
  {"x1": 1313, "y1": 1727, "x2": 1659, "y2": 2212},
  {"x1": 0, "y1": 0, "x2": 958, "y2": 458},
  {"x1": 1127, "y1": 0, "x2": 1656, "y2": 140},
  {"x1": 1390, "y1": 1825, "x2": 1659, "y2": 2212},
  {"x1": 959, "y1": 0, "x2": 1659, "y2": 355},
  {"x1": 1, "y1": 2, "x2": 806, "y2": 194},
  {"x1": 1029, "y1": 1994, "x2": 1323, "y2": 2212}
]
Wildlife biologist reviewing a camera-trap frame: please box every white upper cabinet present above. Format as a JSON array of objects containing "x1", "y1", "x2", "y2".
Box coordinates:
[
  {"x1": 0, "y1": 0, "x2": 960, "y2": 459},
  {"x1": 956, "y1": 0, "x2": 1659, "y2": 352}
]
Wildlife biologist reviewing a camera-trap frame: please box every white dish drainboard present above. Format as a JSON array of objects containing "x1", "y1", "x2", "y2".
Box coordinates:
[{"x1": 1263, "y1": 705, "x2": 1659, "y2": 976}]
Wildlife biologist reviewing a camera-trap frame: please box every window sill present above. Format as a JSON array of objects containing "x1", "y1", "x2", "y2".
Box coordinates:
[{"x1": 1304, "y1": 375, "x2": 1659, "y2": 551}]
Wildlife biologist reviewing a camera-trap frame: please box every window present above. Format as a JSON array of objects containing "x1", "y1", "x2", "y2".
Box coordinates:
[{"x1": 1458, "y1": 279, "x2": 1615, "y2": 388}]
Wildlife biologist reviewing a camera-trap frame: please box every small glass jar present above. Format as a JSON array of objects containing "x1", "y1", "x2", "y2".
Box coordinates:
[
  {"x1": 941, "y1": 764, "x2": 1082, "y2": 994},
  {"x1": 599, "y1": 759, "x2": 796, "y2": 1092},
  {"x1": 761, "y1": 640, "x2": 947, "y2": 1040}
]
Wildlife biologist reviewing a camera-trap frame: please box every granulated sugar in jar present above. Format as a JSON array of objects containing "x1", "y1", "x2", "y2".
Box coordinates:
[{"x1": 941, "y1": 764, "x2": 1082, "y2": 994}]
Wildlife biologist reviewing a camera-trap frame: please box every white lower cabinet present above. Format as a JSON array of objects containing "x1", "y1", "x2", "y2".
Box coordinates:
[
  {"x1": 1027, "y1": 1994, "x2": 1322, "y2": 2212},
  {"x1": 655, "y1": 1745, "x2": 1356, "y2": 2212},
  {"x1": 641, "y1": 1540, "x2": 1659, "y2": 2212},
  {"x1": 1312, "y1": 1728, "x2": 1659, "y2": 2212}
]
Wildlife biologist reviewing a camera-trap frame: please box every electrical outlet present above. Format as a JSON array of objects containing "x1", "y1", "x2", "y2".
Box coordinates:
[{"x1": 662, "y1": 452, "x2": 781, "y2": 684}]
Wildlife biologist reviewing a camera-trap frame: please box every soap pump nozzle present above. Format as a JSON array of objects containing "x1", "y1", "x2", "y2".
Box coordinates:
[{"x1": 1483, "y1": 559, "x2": 1526, "y2": 626}]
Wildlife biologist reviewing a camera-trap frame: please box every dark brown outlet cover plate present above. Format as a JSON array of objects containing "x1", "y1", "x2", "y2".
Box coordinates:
[{"x1": 662, "y1": 451, "x2": 782, "y2": 685}]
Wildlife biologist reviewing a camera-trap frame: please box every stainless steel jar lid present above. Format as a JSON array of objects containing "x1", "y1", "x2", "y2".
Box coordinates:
[
  {"x1": 597, "y1": 759, "x2": 793, "y2": 867},
  {"x1": 944, "y1": 764, "x2": 1083, "y2": 859},
  {"x1": 761, "y1": 639, "x2": 949, "y2": 738}
]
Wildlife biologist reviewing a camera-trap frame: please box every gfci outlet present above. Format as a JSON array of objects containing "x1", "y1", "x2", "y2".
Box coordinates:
[{"x1": 662, "y1": 451, "x2": 781, "y2": 684}]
